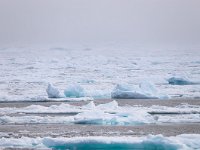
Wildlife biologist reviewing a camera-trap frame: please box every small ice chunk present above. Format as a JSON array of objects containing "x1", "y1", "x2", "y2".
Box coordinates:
[
  {"x1": 168, "y1": 77, "x2": 196, "y2": 85},
  {"x1": 46, "y1": 83, "x2": 61, "y2": 98},
  {"x1": 111, "y1": 83, "x2": 158, "y2": 99},
  {"x1": 64, "y1": 84, "x2": 85, "y2": 98},
  {"x1": 139, "y1": 81, "x2": 158, "y2": 96}
]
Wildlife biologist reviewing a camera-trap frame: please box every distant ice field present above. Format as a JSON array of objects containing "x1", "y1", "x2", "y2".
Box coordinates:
[{"x1": 0, "y1": 46, "x2": 200, "y2": 101}]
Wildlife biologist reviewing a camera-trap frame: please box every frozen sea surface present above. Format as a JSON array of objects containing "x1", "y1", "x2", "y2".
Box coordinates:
[{"x1": 0, "y1": 46, "x2": 200, "y2": 101}]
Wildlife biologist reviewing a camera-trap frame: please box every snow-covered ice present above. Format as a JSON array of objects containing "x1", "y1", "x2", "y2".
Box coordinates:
[{"x1": 0, "y1": 134, "x2": 200, "y2": 149}]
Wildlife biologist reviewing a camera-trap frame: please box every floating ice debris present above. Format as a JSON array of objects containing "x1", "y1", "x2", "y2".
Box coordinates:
[
  {"x1": 111, "y1": 82, "x2": 168, "y2": 99},
  {"x1": 1, "y1": 134, "x2": 200, "y2": 149},
  {"x1": 46, "y1": 83, "x2": 62, "y2": 98},
  {"x1": 167, "y1": 77, "x2": 196, "y2": 85},
  {"x1": 64, "y1": 84, "x2": 85, "y2": 98}
]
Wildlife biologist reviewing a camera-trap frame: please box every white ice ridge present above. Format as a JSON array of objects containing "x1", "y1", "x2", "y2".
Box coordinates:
[
  {"x1": 0, "y1": 134, "x2": 200, "y2": 149},
  {"x1": 111, "y1": 82, "x2": 169, "y2": 99},
  {"x1": 0, "y1": 101, "x2": 200, "y2": 125}
]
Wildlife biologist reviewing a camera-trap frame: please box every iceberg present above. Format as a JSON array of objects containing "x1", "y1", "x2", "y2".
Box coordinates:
[
  {"x1": 46, "y1": 83, "x2": 62, "y2": 98},
  {"x1": 167, "y1": 77, "x2": 196, "y2": 85},
  {"x1": 64, "y1": 84, "x2": 85, "y2": 98}
]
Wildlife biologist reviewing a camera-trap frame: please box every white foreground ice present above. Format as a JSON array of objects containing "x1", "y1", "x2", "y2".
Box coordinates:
[
  {"x1": 0, "y1": 46, "x2": 200, "y2": 101},
  {"x1": 0, "y1": 134, "x2": 200, "y2": 149}
]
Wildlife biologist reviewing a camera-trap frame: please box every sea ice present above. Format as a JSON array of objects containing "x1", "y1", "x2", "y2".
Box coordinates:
[
  {"x1": 46, "y1": 83, "x2": 62, "y2": 98},
  {"x1": 97, "y1": 100, "x2": 118, "y2": 110},
  {"x1": 111, "y1": 82, "x2": 168, "y2": 99},
  {"x1": 0, "y1": 101, "x2": 200, "y2": 125},
  {"x1": 64, "y1": 84, "x2": 85, "y2": 98},
  {"x1": 167, "y1": 77, "x2": 196, "y2": 85},
  {"x1": 1, "y1": 47, "x2": 200, "y2": 101}
]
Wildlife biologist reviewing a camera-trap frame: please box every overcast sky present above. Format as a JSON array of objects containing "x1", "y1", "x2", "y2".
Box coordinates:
[{"x1": 0, "y1": 0, "x2": 200, "y2": 46}]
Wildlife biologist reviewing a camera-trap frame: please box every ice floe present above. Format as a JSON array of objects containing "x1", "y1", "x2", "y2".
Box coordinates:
[
  {"x1": 0, "y1": 116, "x2": 74, "y2": 124},
  {"x1": 64, "y1": 84, "x2": 85, "y2": 98},
  {"x1": 46, "y1": 83, "x2": 62, "y2": 98},
  {"x1": 0, "y1": 101, "x2": 200, "y2": 125},
  {"x1": 167, "y1": 77, "x2": 197, "y2": 85},
  {"x1": 0, "y1": 134, "x2": 200, "y2": 149}
]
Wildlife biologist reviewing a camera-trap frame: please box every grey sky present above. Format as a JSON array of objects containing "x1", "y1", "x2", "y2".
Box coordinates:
[{"x1": 0, "y1": 0, "x2": 200, "y2": 46}]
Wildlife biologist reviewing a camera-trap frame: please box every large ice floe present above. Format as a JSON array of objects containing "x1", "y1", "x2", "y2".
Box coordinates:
[
  {"x1": 0, "y1": 101, "x2": 200, "y2": 125},
  {"x1": 111, "y1": 82, "x2": 169, "y2": 99},
  {"x1": 0, "y1": 134, "x2": 200, "y2": 149}
]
